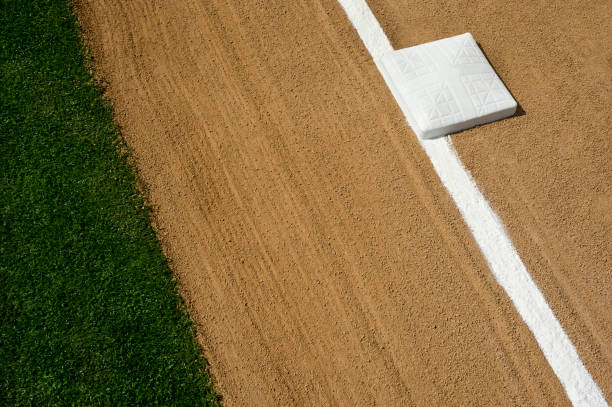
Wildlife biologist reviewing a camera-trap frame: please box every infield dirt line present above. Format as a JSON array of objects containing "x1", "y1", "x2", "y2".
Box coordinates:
[
  {"x1": 367, "y1": 0, "x2": 611, "y2": 403},
  {"x1": 75, "y1": 0, "x2": 608, "y2": 405},
  {"x1": 336, "y1": 1, "x2": 607, "y2": 405}
]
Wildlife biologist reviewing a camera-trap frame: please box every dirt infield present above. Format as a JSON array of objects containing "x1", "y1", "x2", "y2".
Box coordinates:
[
  {"x1": 76, "y1": 0, "x2": 608, "y2": 405},
  {"x1": 368, "y1": 0, "x2": 611, "y2": 399}
]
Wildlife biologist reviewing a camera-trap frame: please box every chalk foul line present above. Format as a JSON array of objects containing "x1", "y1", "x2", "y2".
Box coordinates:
[{"x1": 336, "y1": 0, "x2": 608, "y2": 406}]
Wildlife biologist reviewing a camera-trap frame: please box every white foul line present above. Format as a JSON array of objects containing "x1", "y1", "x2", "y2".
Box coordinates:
[{"x1": 336, "y1": 1, "x2": 608, "y2": 406}]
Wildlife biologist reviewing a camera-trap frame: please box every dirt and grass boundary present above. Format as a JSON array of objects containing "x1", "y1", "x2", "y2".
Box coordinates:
[{"x1": 0, "y1": 0, "x2": 219, "y2": 404}]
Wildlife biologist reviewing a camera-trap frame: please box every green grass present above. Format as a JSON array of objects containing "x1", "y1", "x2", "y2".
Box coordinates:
[{"x1": 0, "y1": 0, "x2": 220, "y2": 405}]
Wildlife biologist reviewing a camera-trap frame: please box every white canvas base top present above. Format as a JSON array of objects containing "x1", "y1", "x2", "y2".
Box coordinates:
[{"x1": 379, "y1": 33, "x2": 517, "y2": 139}]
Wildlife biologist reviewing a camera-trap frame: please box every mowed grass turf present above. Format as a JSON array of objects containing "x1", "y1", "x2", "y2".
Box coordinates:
[{"x1": 0, "y1": 1, "x2": 220, "y2": 405}]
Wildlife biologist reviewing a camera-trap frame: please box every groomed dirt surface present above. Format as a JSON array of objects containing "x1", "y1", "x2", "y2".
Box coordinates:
[
  {"x1": 368, "y1": 0, "x2": 611, "y2": 400},
  {"x1": 76, "y1": 0, "x2": 608, "y2": 405}
]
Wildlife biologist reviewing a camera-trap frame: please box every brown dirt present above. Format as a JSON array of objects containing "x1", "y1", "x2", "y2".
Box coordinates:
[
  {"x1": 74, "y1": 0, "x2": 607, "y2": 405},
  {"x1": 368, "y1": 0, "x2": 611, "y2": 401}
]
